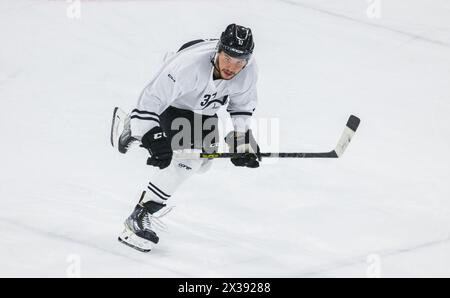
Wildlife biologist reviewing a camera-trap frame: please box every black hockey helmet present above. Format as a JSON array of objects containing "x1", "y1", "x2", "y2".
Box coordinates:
[{"x1": 217, "y1": 24, "x2": 254, "y2": 60}]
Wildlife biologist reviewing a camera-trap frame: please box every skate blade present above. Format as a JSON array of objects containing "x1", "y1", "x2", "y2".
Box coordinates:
[{"x1": 118, "y1": 226, "x2": 155, "y2": 253}]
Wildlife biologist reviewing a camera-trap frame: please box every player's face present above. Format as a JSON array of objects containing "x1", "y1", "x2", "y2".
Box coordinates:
[{"x1": 217, "y1": 52, "x2": 247, "y2": 80}]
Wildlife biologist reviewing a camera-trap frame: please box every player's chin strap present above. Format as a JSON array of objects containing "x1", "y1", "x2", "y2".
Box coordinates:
[{"x1": 210, "y1": 53, "x2": 222, "y2": 79}]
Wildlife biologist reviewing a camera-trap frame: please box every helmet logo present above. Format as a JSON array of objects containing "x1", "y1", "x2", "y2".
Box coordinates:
[{"x1": 235, "y1": 26, "x2": 249, "y2": 46}]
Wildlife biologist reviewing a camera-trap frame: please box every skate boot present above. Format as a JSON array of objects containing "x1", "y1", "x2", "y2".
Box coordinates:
[
  {"x1": 118, "y1": 191, "x2": 172, "y2": 252},
  {"x1": 118, "y1": 114, "x2": 137, "y2": 154},
  {"x1": 110, "y1": 107, "x2": 137, "y2": 154}
]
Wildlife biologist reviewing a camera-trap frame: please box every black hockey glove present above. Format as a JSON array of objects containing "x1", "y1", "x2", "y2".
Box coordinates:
[
  {"x1": 141, "y1": 126, "x2": 173, "y2": 169},
  {"x1": 225, "y1": 130, "x2": 261, "y2": 168}
]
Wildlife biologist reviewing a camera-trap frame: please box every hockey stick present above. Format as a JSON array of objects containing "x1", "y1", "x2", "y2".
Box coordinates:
[
  {"x1": 111, "y1": 107, "x2": 360, "y2": 160},
  {"x1": 172, "y1": 115, "x2": 360, "y2": 160}
]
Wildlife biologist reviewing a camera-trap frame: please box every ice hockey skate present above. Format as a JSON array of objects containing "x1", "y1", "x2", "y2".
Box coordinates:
[
  {"x1": 118, "y1": 191, "x2": 171, "y2": 252},
  {"x1": 111, "y1": 107, "x2": 138, "y2": 154}
]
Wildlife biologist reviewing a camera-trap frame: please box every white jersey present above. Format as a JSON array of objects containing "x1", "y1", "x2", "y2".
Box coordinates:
[{"x1": 130, "y1": 40, "x2": 258, "y2": 138}]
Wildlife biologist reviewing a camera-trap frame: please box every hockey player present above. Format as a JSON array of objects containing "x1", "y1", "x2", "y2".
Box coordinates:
[{"x1": 114, "y1": 24, "x2": 261, "y2": 252}]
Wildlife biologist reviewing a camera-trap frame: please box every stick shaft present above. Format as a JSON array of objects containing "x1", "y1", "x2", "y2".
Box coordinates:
[
  {"x1": 200, "y1": 152, "x2": 338, "y2": 158},
  {"x1": 171, "y1": 151, "x2": 339, "y2": 159}
]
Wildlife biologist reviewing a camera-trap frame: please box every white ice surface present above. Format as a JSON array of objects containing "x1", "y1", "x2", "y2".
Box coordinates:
[{"x1": 0, "y1": 0, "x2": 449, "y2": 277}]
